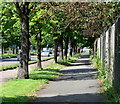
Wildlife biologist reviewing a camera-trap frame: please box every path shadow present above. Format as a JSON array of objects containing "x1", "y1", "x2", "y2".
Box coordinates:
[
  {"x1": 33, "y1": 93, "x2": 106, "y2": 104},
  {"x1": 2, "y1": 59, "x2": 18, "y2": 62},
  {"x1": 59, "y1": 68, "x2": 97, "y2": 81},
  {"x1": 70, "y1": 63, "x2": 91, "y2": 66},
  {"x1": 80, "y1": 55, "x2": 90, "y2": 58}
]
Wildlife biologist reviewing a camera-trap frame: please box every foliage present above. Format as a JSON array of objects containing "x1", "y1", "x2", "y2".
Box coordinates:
[
  {"x1": 1, "y1": 3, "x2": 20, "y2": 49},
  {"x1": 102, "y1": 85, "x2": 120, "y2": 103},
  {"x1": 91, "y1": 56, "x2": 120, "y2": 103}
]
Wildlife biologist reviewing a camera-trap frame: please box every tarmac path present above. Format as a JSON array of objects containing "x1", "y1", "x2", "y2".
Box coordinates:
[{"x1": 34, "y1": 55, "x2": 105, "y2": 103}]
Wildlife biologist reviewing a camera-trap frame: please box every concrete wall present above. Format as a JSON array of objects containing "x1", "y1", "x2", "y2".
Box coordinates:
[{"x1": 95, "y1": 17, "x2": 120, "y2": 91}]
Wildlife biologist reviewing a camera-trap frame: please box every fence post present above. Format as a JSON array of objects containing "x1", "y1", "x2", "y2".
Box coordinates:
[
  {"x1": 101, "y1": 32, "x2": 106, "y2": 68},
  {"x1": 105, "y1": 30, "x2": 109, "y2": 69},
  {"x1": 113, "y1": 17, "x2": 120, "y2": 92},
  {"x1": 97, "y1": 38, "x2": 101, "y2": 59},
  {"x1": 93, "y1": 40, "x2": 97, "y2": 57}
]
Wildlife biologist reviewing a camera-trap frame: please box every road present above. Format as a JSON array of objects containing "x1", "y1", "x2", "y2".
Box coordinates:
[{"x1": 0, "y1": 55, "x2": 53, "y2": 66}]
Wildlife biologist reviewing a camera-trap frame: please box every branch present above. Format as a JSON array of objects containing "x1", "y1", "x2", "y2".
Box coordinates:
[
  {"x1": 14, "y1": 2, "x2": 22, "y2": 16},
  {"x1": 64, "y1": 16, "x2": 79, "y2": 30}
]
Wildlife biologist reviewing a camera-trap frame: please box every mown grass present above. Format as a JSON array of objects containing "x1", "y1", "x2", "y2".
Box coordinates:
[
  {"x1": 0, "y1": 64, "x2": 19, "y2": 71},
  {"x1": 58, "y1": 53, "x2": 80, "y2": 66},
  {"x1": 0, "y1": 56, "x2": 54, "y2": 71},
  {"x1": 1, "y1": 62, "x2": 64, "y2": 103},
  {"x1": 1, "y1": 54, "x2": 79, "y2": 103},
  {"x1": 0, "y1": 54, "x2": 17, "y2": 59},
  {"x1": 1, "y1": 79, "x2": 47, "y2": 103}
]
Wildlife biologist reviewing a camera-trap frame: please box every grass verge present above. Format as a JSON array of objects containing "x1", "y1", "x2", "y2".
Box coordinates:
[
  {"x1": 0, "y1": 54, "x2": 17, "y2": 59},
  {"x1": 58, "y1": 53, "x2": 80, "y2": 66},
  {"x1": 91, "y1": 56, "x2": 120, "y2": 103},
  {"x1": 1, "y1": 62, "x2": 64, "y2": 103},
  {"x1": 0, "y1": 56, "x2": 54, "y2": 71}
]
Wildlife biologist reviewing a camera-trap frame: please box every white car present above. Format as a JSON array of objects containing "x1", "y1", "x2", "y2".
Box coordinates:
[{"x1": 41, "y1": 51, "x2": 50, "y2": 57}]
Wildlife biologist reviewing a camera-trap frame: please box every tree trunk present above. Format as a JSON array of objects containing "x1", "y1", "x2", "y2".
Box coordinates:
[
  {"x1": 54, "y1": 39, "x2": 58, "y2": 63},
  {"x1": 70, "y1": 42, "x2": 73, "y2": 57},
  {"x1": 64, "y1": 36, "x2": 69, "y2": 59},
  {"x1": 2, "y1": 46, "x2": 4, "y2": 55},
  {"x1": 37, "y1": 32, "x2": 42, "y2": 69},
  {"x1": 59, "y1": 35, "x2": 64, "y2": 60},
  {"x1": 17, "y1": 13, "x2": 29, "y2": 79}
]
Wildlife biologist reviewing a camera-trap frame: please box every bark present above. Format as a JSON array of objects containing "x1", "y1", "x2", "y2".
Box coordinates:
[
  {"x1": 59, "y1": 35, "x2": 64, "y2": 60},
  {"x1": 15, "y1": 3, "x2": 30, "y2": 79},
  {"x1": 17, "y1": 14, "x2": 29, "y2": 79},
  {"x1": 2, "y1": 46, "x2": 4, "y2": 55},
  {"x1": 37, "y1": 32, "x2": 42, "y2": 69},
  {"x1": 64, "y1": 36, "x2": 69, "y2": 59},
  {"x1": 70, "y1": 42, "x2": 73, "y2": 57},
  {"x1": 54, "y1": 39, "x2": 58, "y2": 63}
]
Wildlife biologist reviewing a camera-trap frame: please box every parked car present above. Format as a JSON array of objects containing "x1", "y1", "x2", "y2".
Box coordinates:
[
  {"x1": 41, "y1": 51, "x2": 51, "y2": 57},
  {"x1": 17, "y1": 53, "x2": 31, "y2": 61}
]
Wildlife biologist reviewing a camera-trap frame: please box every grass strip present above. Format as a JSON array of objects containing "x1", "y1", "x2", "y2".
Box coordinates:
[
  {"x1": 0, "y1": 56, "x2": 54, "y2": 71},
  {"x1": 1, "y1": 54, "x2": 79, "y2": 103},
  {"x1": 1, "y1": 62, "x2": 64, "y2": 103},
  {"x1": 58, "y1": 53, "x2": 80, "y2": 66},
  {"x1": 0, "y1": 54, "x2": 17, "y2": 59}
]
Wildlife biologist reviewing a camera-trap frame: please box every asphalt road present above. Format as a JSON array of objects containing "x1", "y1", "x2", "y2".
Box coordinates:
[{"x1": 0, "y1": 55, "x2": 53, "y2": 66}]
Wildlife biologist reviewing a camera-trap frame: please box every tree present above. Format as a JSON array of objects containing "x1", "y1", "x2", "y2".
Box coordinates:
[
  {"x1": 14, "y1": 2, "x2": 34, "y2": 79},
  {"x1": 1, "y1": 3, "x2": 20, "y2": 54}
]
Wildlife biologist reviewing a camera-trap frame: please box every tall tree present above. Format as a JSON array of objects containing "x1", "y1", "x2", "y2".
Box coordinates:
[{"x1": 14, "y1": 2, "x2": 33, "y2": 79}]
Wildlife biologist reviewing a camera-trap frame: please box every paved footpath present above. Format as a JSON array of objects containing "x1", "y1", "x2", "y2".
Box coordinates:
[
  {"x1": 34, "y1": 56, "x2": 105, "y2": 103},
  {"x1": 0, "y1": 59, "x2": 54, "y2": 85}
]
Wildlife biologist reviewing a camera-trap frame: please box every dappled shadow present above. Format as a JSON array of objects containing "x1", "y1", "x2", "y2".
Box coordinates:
[
  {"x1": 80, "y1": 55, "x2": 90, "y2": 58},
  {"x1": 59, "y1": 68, "x2": 97, "y2": 81},
  {"x1": 72, "y1": 59, "x2": 90, "y2": 63},
  {"x1": 33, "y1": 93, "x2": 106, "y2": 103},
  {"x1": 58, "y1": 56, "x2": 97, "y2": 81},
  {"x1": 2, "y1": 59, "x2": 18, "y2": 62},
  {"x1": 70, "y1": 63, "x2": 91, "y2": 66}
]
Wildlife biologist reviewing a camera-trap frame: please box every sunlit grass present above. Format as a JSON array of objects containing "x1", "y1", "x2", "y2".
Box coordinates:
[
  {"x1": 1, "y1": 79, "x2": 47, "y2": 103},
  {"x1": 1, "y1": 62, "x2": 64, "y2": 103}
]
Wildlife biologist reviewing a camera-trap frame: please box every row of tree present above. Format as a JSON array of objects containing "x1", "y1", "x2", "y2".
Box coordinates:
[{"x1": 1, "y1": 2, "x2": 120, "y2": 79}]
